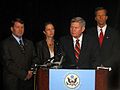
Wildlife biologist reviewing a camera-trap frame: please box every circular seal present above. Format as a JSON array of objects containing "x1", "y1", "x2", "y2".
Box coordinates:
[{"x1": 64, "y1": 73, "x2": 80, "y2": 89}]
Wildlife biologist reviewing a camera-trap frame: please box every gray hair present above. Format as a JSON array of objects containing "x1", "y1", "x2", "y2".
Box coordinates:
[{"x1": 71, "y1": 17, "x2": 86, "y2": 27}]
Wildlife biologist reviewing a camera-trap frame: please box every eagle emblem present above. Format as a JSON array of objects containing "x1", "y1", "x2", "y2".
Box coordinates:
[{"x1": 64, "y1": 73, "x2": 80, "y2": 89}]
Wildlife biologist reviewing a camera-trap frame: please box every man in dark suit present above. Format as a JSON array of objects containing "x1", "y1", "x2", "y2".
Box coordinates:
[
  {"x1": 60, "y1": 17, "x2": 99, "y2": 69},
  {"x1": 87, "y1": 7, "x2": 120, "y2": 90},
  {"x1": 1, "y1": 18, "x2": 39, "y2": 90}
]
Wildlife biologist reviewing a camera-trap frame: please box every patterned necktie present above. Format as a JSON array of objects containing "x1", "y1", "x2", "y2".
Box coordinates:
[
  {"x1": 74, "y1": 39, "x2": 80, "y2": 63},
  {"x1": 99, "y1": 29, "x2": 104, "y2": 46},
  {"x1": 19, "y1": 39, "x2": 25, "y2": 54}
]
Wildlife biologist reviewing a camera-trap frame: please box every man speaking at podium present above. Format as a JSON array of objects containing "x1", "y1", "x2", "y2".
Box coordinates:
[{"x1": 60, "y1": 17, "x2": 99, "y2": 69}]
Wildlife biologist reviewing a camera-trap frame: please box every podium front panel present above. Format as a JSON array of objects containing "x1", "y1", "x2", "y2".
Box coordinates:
[{"x1": 49, "y1": 69, "x2": 95, "y2": 90}]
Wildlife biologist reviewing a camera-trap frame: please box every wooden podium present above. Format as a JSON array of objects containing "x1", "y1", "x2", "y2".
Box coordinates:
[
  {"x1": 36, "y1": 68, "x2": 49, "y2": 90},
  {"x1": 36, "y1": 68, "x2": 109, "y2": 90},
  {"x1": 95, "y1": 69, "x2": 108, "y2": 90}
]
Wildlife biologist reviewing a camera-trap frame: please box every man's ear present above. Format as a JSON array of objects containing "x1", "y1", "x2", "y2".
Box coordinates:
[
  {"x1": 11, "y1": 27, "x2": 13, "y2": 32},
  {"x1": 106, "y1": 16, "x2": 108, "y2": 20},
  {"x1": 82, "y1": 26, "x2": 85, "y2": 32},
  {"x1": 95, "y1": 17, "x2": 97, "y2": 21}
]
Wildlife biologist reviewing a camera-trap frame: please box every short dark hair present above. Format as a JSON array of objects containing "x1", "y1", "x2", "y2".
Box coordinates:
[
  {"x1": 44, "y1": 22, "x2": 54, "y2": 30},
  {"x1": 95, "y1": 7, "x2": 107, "y2": 15},
  {"x1": 11, "y1": 18, "x2": 24, "y2": 27}
]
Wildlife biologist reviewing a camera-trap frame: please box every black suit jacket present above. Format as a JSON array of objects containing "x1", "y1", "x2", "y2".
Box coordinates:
[
  {"x1": 60, "y1": 32, "x2": 99, "y2": 69},
  {"x1": 1, "y1": 35, "x2": 38, "y2": 90},
  {"x1": 36, "y1": 39, "x2": 62, "y2": 65},
  {"x1": 88, "y1": 26, "x2": 120, "y2": 67},
  {"x1": 87, "y1": 26, "x2": 120, "y2": 90}
]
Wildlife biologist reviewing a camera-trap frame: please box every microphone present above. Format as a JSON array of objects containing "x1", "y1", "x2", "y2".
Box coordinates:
[
  {"x1": 51, "y1": 55, "x2": 64, "y2": 69},
  {"x1": 50, "y1": 57, "x2": 55, "y2": 63},
  {"x1": 44, "y1": 57, "x2": 55, "y2": 64}
]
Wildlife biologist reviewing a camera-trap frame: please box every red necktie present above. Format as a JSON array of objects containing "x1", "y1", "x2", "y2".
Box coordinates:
[
  {"x1": 74, "y1": 39, "x2": 80, "y2": 63},
  {"x1": 99, "y1": 29, "x2": 104, "y2": 46}
]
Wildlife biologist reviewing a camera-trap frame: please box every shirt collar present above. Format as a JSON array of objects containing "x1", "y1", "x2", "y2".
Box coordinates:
[
  {"x1": 73, "y1": 34, "x2": 83, "y2": 43},
  {"x1": 97, "y1": 24, "x2": 107, "y2": 36},
  {"x1": 12, "y1": 34, "x2": 23, "y2": 44}
]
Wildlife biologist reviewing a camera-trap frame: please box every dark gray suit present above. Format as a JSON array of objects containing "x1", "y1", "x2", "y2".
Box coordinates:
[
  {"x1": 60, "y1": 32, "x2": 99, "y2": 69},
  {"x1": 87, "y1": 26, "x2": 120, "y2": 90},
  {"x1": 88, "y1": 26, "x2": 120, "y2": 67},
  {"x1": 1, "y1": 35, "x2": 38, "y2": 90}
]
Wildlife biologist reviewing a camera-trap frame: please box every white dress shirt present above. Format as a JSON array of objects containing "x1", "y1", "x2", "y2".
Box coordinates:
[
  {"x1": 73, "y1": 34, "x2": 83, "y2": 49},
  {"x1": 97, "y1": 24, "x2": 107, "y2": 37}
]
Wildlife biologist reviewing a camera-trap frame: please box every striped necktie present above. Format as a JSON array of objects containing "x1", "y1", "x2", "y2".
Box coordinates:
[{"x1": 74, "y1": 39, "x2": 80, "y2": 63}]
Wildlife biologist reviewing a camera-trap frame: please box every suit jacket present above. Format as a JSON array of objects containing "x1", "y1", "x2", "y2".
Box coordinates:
[
  {"x1": 88, "y1": 26, "x2": 120, "y2": 67},
  {"x1": 1, "y1": 35, "x2": 38, "y2": 90},
  {"x1": 87, "y1": 26, "x2": 120, "y2": 90},
  {"x1": 36, "y1": 39, "x2": 62, "y2": 65},
  {"x1": 60, "y1": 32, "x2": 99, "y2": 69}
]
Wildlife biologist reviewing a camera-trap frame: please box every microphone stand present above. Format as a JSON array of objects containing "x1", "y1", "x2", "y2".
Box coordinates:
[
  {"x1": 31, "y1": 64, "x2": 38, "y2": 90},
  {"x1": 33, "y1": 72, "x2": 36, "y2": 90},
  {"x1": 32, "y1": 63, "x2": 50, "y2": 90}
]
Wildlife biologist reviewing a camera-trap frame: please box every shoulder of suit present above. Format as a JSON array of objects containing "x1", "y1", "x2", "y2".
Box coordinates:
[
  {"x1": 87, "y1": 27, "x2": 96, "y2": 31},
  {"x1": 86, "y1": 27, "x2": 97, "y2": 35},
  {"x1": 23, "y1": 38, "x2": 31, "y2": 42},
  {"x1": 36, "y1": 40, "x2": 48, "y2": 49},
  {"x1": 107, "y1": 26, "x2": 120, "y2": 34},
  {"x1": 1, "y1": 36, "x2": 16, "y2": 47},
  {"x1": 21, "y1": 38, "x2": 34, "y2": 46},
  {"x1": 2, "y1": 36, "x2": 13, "y2": 44},
  {"x1": 36, "y1": 39, "x2": 46, "y2": 45}
]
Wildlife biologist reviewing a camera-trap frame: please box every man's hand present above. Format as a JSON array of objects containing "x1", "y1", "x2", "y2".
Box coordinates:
[{"x1": 24, "y1": 70, "x2": 33, "y2": 80}]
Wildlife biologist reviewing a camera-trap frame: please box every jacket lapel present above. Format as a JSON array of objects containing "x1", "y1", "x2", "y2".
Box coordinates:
[{"x1": 67, "y1": 36, "x2": 77, "y2": 64}]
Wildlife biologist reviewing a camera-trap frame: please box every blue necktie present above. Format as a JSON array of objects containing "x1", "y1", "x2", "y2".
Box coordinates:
[{"x1": 19, "y1": 39, "x2": 25, "y2": 54}]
